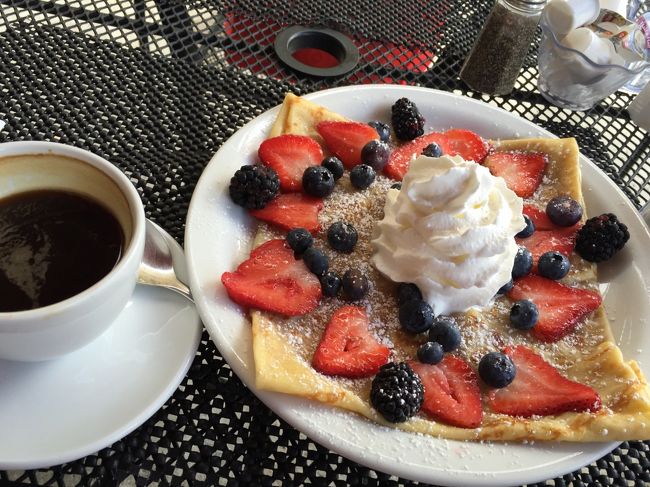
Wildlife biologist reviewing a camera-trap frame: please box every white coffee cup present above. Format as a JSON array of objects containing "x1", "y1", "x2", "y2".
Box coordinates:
[{"x1": 0, "y1": 141, "x2": 145, "y2": 361}]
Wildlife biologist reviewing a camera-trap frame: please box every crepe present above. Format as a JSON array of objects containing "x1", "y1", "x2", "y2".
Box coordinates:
[{"x1": 249, "y1": 93, "x2": 650, "y2": 441}]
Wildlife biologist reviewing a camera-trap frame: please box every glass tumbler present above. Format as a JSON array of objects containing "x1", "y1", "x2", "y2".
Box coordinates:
[{"x1": 537, "y1": 15, "x2": 648, "y2": 111}]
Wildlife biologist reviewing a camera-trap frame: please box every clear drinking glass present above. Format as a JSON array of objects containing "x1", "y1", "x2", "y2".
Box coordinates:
[{"x1": 537, "y1": 14, "x2": 648, "y2": 111}]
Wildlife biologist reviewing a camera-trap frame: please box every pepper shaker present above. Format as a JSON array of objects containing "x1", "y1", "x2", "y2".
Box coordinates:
[{"x1": 460, "y1": 0, "x2": 549, "y2": 95}]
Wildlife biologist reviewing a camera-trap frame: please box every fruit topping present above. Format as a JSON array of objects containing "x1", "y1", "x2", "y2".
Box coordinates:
[
  {"x1": 575, "y1": 213, "x2": 630, "y2": 262},
  {"x1": 249, "y1": 193, "x2": 323, "y2": 234},
  {"x1": 410, "y1": 356, "x2": 483, "y2": 428},
  {"x1": 229, "y1": 164, "x2": 280, "y2": 210},
  {"x1": 483, "y1": 151, "x2": 545, "y2": 199},
  {"x1": 516, "y1": 225, "x2": 577, "y2": 273},
  {"x1": 522, "y1": 204, "x2": 554, "y2": 230},
  {"x1": 302, "y1": 166, "x2": 336, "y2": 198},
  {"x1": 390, "y1": 182, "x2": 402, "y2": 190},
  {"x1": 478, "y1": 352, "x2": 516, "y2": 388},
  {"x1": 546, "y1": 195, "x2": 583, "y2": 227},
  {"x1": 428, "y1": 316, "x2": 461, "y2": 352},
  {"x1": 368, "y1": 120, "x2": 391, "y2": 142},
  {"x1": 384, "y1": 131, "x2": 449, "y2": 180},
  {"x1": 397, "y1": 282, "x2": 423, "y2": 305},
  {"x1": 516, "y1": 214, "x2": 535, "y2": 238},
  {"x1": 342, "y1": 269, "x2": 370, "y2": 301},
  {"x1": 320, "y1": 271, "x2": 342, "y2": 297},
  {"x1": 258, "y1": 134, "x2": 323, "y2": 192},
  {"x1": 417, "y1": 342, "x2": 444, "y2": 365},
  {"x1": 371, "y1": 362, "x2": 424, "y2": 423},
  {"x1": 508, "y1": 275, "x2": 602, "y2": 342},
  {"x1": 509, "y1": 299, "x2": 539, "y2": 330},
  {"x1": 391, "y1": 97, "x2": 425, "y2": 141},
  {"x1": 221, "y1": 239, "x2": 321, "y2": 316},
  {"x1": 313, "y1": 306, "x2": 390, "y2": 378},
  {"x1": 443, "y1": 129, "x2": 490, "y2": 163},
  {"x1": 350, "y1": 164, "x2": 376, "y2": 189},
  {"x1": 497, "y1": 279, "x2": 514, "y2": 295},
  {"x1": 487, "y1": 345, "x2": 602, "y2": 417},
  {"x1": 422, "y1": 142, "x2": 443, "y2": 157},
  {"x1": 321, "y1": 156, "x2": 344, "y2": 180},
  {"x1": 286, "y1": 227, "x2": 313, "y2": 255},
  {"x1": 361, "y1": 140, "x2": 390, "y2": 171},
  {"x1": 398, "y1": 300, "x2": 434, "y2": 334},
  {"x1": 537, "y1": 251, "x2": 570, "y2": 280},
  {"x1": 512, "y1": 246, "x2": 533, "y2": 279},
  {"x1": 317, "y1": 120, "x2": 380, "y2": 169},
  {"x1": 327, "y1": 221, "x2": 358, "y2": 253},
  {"x1": 302, "y1": 246, "x2": 329, "y2": 277}
]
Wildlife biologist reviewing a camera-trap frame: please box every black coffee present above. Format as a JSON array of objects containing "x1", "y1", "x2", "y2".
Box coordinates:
[{"x1": 0, "y1": 190, "x2": 124, "y2": 312}]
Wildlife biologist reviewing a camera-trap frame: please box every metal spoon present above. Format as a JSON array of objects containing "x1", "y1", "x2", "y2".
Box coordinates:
[{"x1": 137, "y1": 219, "x2": 193, "y2": 301}]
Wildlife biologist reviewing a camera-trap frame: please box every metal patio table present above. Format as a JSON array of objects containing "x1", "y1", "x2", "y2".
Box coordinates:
[{"x1": 0, "y1": 1, "x2": 649, "y2": 485}]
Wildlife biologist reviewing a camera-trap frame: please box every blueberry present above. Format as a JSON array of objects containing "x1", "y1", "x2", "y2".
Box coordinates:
[
  {"x1": 421, "y1": 143, "x2": 442, "y2": 158},
  {"x1": 321, "y1": 156, "x2": 344, "y2": 181},
  {"x1": 512, "y1": 246, "x2": 533, "y2": 279},
  {"x1": 510, "y1": 299, "x2": 539, "y2": 330},
  {"x1": 361, "y1": 140, "x2": 390, "y2": 171},
  {"x1": 286, "y1": 227, "x2": 313, "y2": 255},
  {"x1": 368, "y1": 121, "x2": 391, "y2": 142},
  {"x1": 320, "y1": 271, "x2": 342, "y2": 297},
  {"x1": 515, "y1": 215, "x2": 535, "y2": 238},
  {"x1": 537, "y1": 251, "x2": 570, "y2": 280},
  {"x1": 350, "y1": 164, "x2": 376, "y2": 190},
  {"x1": 397, "y1": 283, "x2": 423, "y2": 305},
  {"x1": 302, "y1": 247, "x2": 329, "y2": 276},
  {"x1": 417, "y1": 341, "x2": 444, "y2": 365},
  {"x1": 428, "y1": 316, "x2": 461, "y2": 352},
  {"x1": 399, "y1": 300, "x2": 434, "y2": 334},
  {"x1": 342, "y1": 269, "x2": 370, "y2": 301},
  {"x1": 497, "y1": 279, "x2": 514, "y2": 295},
  {"x1": 546, "y1": 195, "x2": 583, "y2": 227},
  {"x1": 390, "y1": 182, "x2": 402, "y2": 190},
  {"x1": 302, "y1": 166, "x2": 335, "y2": 197},
  {"x1": 327, "y1": 221, "x2": 358, "y2": 253},
  {"x1": 478, "y1": 352, "x2": 516, "y2": 388}
]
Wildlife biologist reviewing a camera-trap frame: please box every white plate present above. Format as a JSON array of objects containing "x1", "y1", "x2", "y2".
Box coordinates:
[
  {"x1": 185, "y1": 85, "x2": 650, "y2": 487},
  {"x1": 0, "y1": 285, "x2": 201, "y2": 470}
]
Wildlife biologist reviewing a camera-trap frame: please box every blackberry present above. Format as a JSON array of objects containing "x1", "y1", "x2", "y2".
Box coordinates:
[
  {"x1": 350, "y1": 164, "x2": 376, "y2": 189},
  {"x1": 575, "y1": 213, "x2": 629, "y2": 262},
  {"x1": 391, "y1": 98, "x2": 424, "y2": 141},
  {"x1": 321, "y1": 156, "x2": 344, "y2": 180},
  {"x1": 370, "y1": 362, "x2": 424, "y2": 423},
  {"x1": 229, "y1": 165, "x2": 280, "y2": 209},
  {"x1": 327, "y1": 221, "x2": 358, "y2": 253}
]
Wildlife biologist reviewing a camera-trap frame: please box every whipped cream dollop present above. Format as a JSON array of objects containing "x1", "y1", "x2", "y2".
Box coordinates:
[{"x1": 372, "y1": 154, "x2": 525, "y2": 315}]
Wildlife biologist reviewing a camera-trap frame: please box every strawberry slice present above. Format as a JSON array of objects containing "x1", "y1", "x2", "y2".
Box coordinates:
[
  {"x1": 221, "y1": 239, "x2": 321, "y2": 316},
  {"x1": 249, "y1": 193, "x2": 323, "y2": 234},
  {"x1": 508, "y1": 275, "x2": 602, "y2": 342},
  {"x1": 487, "y1": 345, "x2": 601, "y2": 417},
  {"x1": 258, "y1": 134, "x2": 323, "y2": 192},
  {"x1": 522, "y1": 204, "x2": 555, "y2": 230},
  {"x1": 316, "y1": 121, "x2": 379, "y2": 169},
  {"x1": 444, "y1": 129, "x2": 490, "y2": 163},
  {"x1": 384, "y1": 131, "x2": 450, "y2": 180},
  {"x1": 483, "y1": 151, "x2": 546, "y2": 198},
  {"x1": 312, "y1": 306, "x2": 390, "y2": 378},
  {"x1": 409, "y1": 356, "x2": 483, "y2": 428}
]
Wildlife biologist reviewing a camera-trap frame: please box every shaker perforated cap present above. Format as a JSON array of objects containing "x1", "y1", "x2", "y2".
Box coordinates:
[{"x1": 628, "y1": 83, "x2": 650, "y2": 131}]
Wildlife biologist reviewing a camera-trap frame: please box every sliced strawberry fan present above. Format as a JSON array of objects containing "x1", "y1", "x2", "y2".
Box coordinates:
[
  {"x1": 487, "y1": 345, "x2": 601, "y2": 417},
  {"x1": 508, "y1": 275, "x2": 602, "y2": 342},
  {"x1": 409, "y1": 356, "x2": 483, "y2": 428},
  {"x1": 312, "y1": 306, "x2": 390, "y2": 378},
  {"x1": 221, "y1": 239, "x2": 321, "y2": 316}
]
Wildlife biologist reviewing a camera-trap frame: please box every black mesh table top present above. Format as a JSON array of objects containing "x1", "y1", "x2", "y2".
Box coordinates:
[{"x1": 1, "y1": 1, "x2": 649, "y2": 486}]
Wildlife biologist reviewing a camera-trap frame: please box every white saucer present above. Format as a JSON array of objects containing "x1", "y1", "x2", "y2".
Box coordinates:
[{"x1": 0, "y1": 285, "x2": 201, "y2": 470}]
